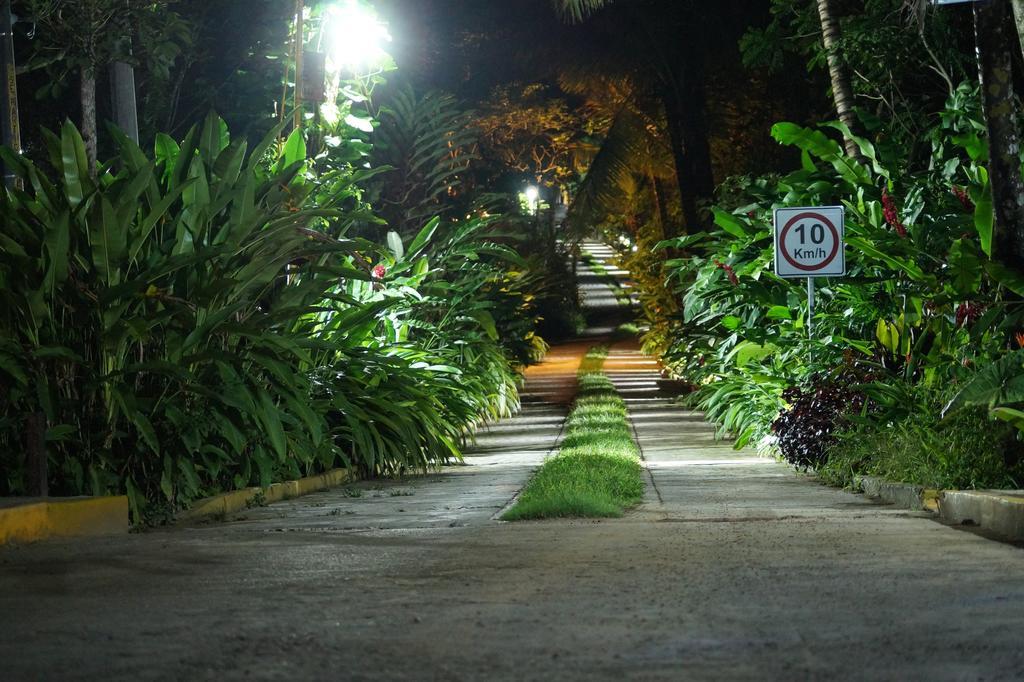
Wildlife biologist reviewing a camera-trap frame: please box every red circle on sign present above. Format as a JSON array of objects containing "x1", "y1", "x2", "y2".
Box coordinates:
[{"x1": 779, "y1": 212, "x2": 841, "y2": 272}]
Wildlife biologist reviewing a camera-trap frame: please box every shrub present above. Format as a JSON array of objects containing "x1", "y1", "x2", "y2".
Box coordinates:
[
  {"x1": 822, "y1": 405, "x2": 1023, "y2": 490},
  {"x1": 0, "y1": 115, "x2": 544, "y2": 520},
  {"x1": 771, "y1": 379, "x2": 865, "y2": 469}
]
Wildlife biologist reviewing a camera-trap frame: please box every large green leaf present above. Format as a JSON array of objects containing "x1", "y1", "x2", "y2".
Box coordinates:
[
  {"x1": 257, "y1": 390, "x2": 288, "y2": 461},
  {"x1": 713, "y1": 208, "x2": 749, "y2": 239},
  {"x1": 946, "y1": 238, "x2": 981, "y2": 296},
  {"x1": 60, "y1": 120, "x2": 90, "y2": 209},
  {"x1": 281, "y1": 127, "x2": 307, "y2": 169},
  {"x1": 43, "y1": 211, "x2": 71, "y2": 292},
  {"x1": 847, "y1": 236, "x2": 927, "y2": 281},
  {"x1": 771, "y1": 122, "x2": 870, "y2": 186},
  {"x1": 944, "y1": 350, "x2": 1024, "y2": 414},
  {"x1": 970, "y1": 175, "x2": 993, "y2": 257},
  {"x1": 92, "y1": 197, "x2": 128, "y2": 285},
  {"x1": 986, "y1": 261, "x2": 1024, "y2": 297},
  {"x1": 387, "y1": 230, "x2": 405, "y2": 260}
]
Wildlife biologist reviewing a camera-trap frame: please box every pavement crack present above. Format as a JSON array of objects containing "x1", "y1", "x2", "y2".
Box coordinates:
[
  {"x1": 657, "y1": 515, "x2": 813, "y2": 524},
  {"x1": 622, "y1": 382, "x2": 664, "y2": 506}
]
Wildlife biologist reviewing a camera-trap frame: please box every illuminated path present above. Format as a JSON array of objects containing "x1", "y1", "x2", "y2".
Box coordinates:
[{"x1": 2, "y1": 244, "x2": 1023, "y2": 680}]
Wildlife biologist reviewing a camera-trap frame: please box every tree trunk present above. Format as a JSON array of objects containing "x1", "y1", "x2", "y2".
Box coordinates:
[
  {"x1": 80, "y1": 67, "x2": 98, "y2": 170},
  {"x1": 661, "y1": 91, "x2": 705, "y2": 235},
  {"x1": 1012, "y1": 0, "x2": 1024, "y2": 61},
  {"x1": 976, "y1": 0, "x2": 1024, "y2": 271},
  {"x1": 651, "y1": 174, "x2": 671, "y2": 240},
  {"x1": 677, "y1": 59, "x2": 715, "y2": 201},
  {"x1": 0, "y1": 0, "x2": 21, "y2": 188},
  {"x1": 815, "y1": 0, "x2": 860, "y2": 158}
]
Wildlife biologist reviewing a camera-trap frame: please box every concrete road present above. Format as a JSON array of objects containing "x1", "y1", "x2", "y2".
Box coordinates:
[{"x1": 2, "y1": 245, "x2": 1023, "y2": 681}]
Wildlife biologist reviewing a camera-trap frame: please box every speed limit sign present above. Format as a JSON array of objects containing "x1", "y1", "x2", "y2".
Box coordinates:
[{"x1": 773, "y1": 206, "x2": 845, "y2": 278}]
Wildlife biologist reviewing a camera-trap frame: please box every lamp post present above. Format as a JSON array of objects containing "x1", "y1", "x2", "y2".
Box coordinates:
[{"x1": 0, "y1": 0, "x2": 21, "y2": 188}]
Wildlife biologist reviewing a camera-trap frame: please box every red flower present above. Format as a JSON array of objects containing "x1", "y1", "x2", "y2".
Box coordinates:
[
  {"x1": 952, "y1": 186, "x2": 975, "y2": 212},
  {"x1": 1015, "y1": 332, "x2": 1024, "y2": 349},
  {"x1": 371, "y1": 264, "x2": 387, "y2": 279},
  {"x1": 713, "y1": 258, "x2": 739, "y2": 286},
  {"x1": 955, "y1": 302, "x2": 983, "y2": 328},
  {"x1": 881, "y1": 188, "x2": 907, "y2": 238}
]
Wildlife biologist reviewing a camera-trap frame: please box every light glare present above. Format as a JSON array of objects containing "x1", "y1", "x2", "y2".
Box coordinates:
[{"x1": 322, "y1": 1, "x2": 392, "y2": 73}]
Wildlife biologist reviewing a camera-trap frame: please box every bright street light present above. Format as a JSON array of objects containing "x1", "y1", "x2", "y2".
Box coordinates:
[{"x1": 321, "y1": 0, "x2": 392, "y2": 74}]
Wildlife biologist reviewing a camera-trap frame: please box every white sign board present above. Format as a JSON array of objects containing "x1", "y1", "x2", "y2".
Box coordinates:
[{"x1": 773, "y1": 206, "x2": 845, "y2": 278}]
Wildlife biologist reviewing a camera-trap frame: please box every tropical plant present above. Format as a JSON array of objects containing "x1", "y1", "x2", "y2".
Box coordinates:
[
  {"x1": 0, "y1": 109, "x2": 546, "y2": 520},
  {"x1": 617, "y1": 77, "x2": 1024, "y2": 487},
  {"x1": 17, "y1": 0, "x2": 190, "y2": 164},
  {"x1": 369, "y1": 87, "x2": 477, "y2": 238}
]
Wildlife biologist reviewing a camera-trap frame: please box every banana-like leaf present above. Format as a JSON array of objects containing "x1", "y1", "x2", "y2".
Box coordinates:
[{"x1": 944, "y1": 350, "x2": 1024, "y2": 415}]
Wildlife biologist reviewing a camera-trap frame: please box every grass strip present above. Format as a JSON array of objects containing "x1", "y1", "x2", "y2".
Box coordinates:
[
  {"x1": 581, "y1": 250, "x2": 633, "y2": 307},
  {"x1": 503, "y1": 346, "x2": 645, "y2": 520}
]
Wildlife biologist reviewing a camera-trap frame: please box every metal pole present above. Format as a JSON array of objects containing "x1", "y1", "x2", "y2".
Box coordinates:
[
  {"x1": 807, "y1": 276, "x2": 815, "y2": 339},
  {"x1": 109, "y1": 61, "x2": 139, "y2": 143},
  {"x1": 0, "y1": 0, "x2": 21, "y2": 187}
]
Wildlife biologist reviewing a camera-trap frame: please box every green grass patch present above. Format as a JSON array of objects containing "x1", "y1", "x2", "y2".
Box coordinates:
[
  {"x1": 614, "y1": 322, "x2": 641, "y2": 338},
  {"x1": 503, "y1": 347, "x2": 645, "y2": 520}
]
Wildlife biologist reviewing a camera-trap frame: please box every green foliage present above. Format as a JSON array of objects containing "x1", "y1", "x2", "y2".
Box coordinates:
[
  {"x1": 503, "y1": 346, "x2": 644, "y2": 520},
  {"x1": 740, "y1": 0, "x2": 972, "y2": 148},
  {"x1": 0, "y1": 111, "x2": 545, "y2": 521},
  {"x1": 20, "y1": 0, "x2": 189, "y2": 78},
  {"x1": 370, "y1": 87, "x2": 478, "y2": 238},
  {"x1": 622, "y1": 81, "x2": 1024, "y2": 492},
  {"x1": 821, "y1": 395, "x2": 1022, "y2": 491},
  {"x1": 1, "y1": 114, "x2": 343, "y2": 516}
]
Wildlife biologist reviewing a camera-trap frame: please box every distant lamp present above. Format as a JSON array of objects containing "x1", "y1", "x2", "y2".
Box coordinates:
[{"x1": 525, "y1": 185, "x2": 540, "y2": 212}]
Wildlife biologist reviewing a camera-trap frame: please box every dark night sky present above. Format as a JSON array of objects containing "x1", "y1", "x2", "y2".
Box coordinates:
[
  {"x1": 371, "y1": 0, "x2": 821, "y2": 177},
  {"x1": 375, "y1": 0, "x2": 597, "y2": 100}
]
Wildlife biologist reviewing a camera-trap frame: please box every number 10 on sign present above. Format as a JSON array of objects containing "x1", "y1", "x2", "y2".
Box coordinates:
[{"x1": 773, "y1": 206, "x2": 846, "y2": 338}]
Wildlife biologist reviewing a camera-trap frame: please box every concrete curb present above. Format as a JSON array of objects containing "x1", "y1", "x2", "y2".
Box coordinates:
[
  {"x1": 855, "y1": 476, "x2": 1024, "y2": 542},
  {"x1": 938, "y1": 489, "x2": 1024, "y2": 542},
  {"x1": 178, "y1": 468, "x2": 355, "y2": 523},
  {"x1": 0, "y1": 496, "x2": 129, "y2": 546},
  {"x1": 855, "y1": 475, "x2": 939, "y2": 512}
]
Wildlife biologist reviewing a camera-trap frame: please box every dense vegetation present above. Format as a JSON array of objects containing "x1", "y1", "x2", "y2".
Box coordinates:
[
  {"x1": 0, "y1": 2, "x2": 584, "y2": 521},
  {"x1": 560, "y1": 0, "x2": 1024, "y2": 490}
]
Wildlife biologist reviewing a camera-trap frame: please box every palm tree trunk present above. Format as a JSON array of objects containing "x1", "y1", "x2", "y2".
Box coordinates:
[
  {"x1": 976, "y1": 0, "x2": 1024, "y2": 271},
  {"x1": 816, "y1": 0, "x2": 860, "y2": 157},
  {"x1": 651, "y1": 174, "x2": 671, "y2": 240},
  {"x1": 80, "y1": 67, "x2": 98, "y2": 170},
  {"x1": 1011, "y1": 0, "x2": 1024, "y2": 60}
]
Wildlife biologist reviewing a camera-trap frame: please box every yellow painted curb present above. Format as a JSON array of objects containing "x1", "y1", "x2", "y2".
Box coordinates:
[
  {"x1": 938, "y1": 489, "x2": 1024, "y2": 541},
  {"x1": 0, "y1": 496, "x2": 128, "y2": 546},
  {"x1": 921, "y1": 489, "x2": 941, "y2": 513},
  {"x1": 178, "y1": 468, "x2": 355, "y2": 524}
]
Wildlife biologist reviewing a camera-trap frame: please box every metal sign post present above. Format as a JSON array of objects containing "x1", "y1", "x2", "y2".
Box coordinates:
[
  {"x1": 807, "y1": 276, "x2": 815, "y2": 338},
  {"x1": 773, "y1": 206, "x2": 846, "y2": 340}
]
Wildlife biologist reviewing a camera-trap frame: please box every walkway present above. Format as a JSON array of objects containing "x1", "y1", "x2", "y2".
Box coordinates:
[{"x1": 2, "y1": 244, "x2": 1023, "y2": 680}]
